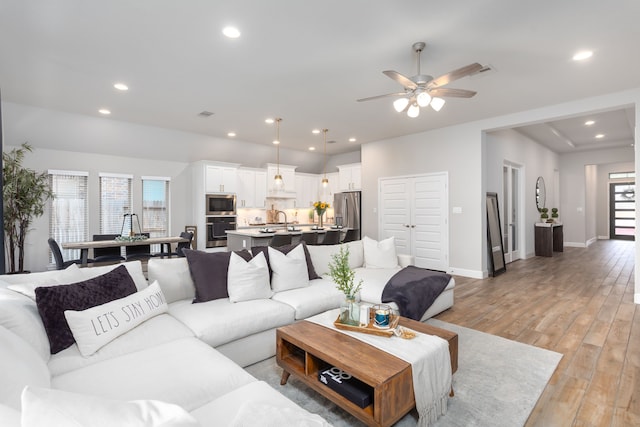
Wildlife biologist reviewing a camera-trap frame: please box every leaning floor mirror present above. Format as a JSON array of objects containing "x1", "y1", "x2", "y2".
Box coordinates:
[{"x1": 486, "y1": 192, "x2": 506, "y2": 276}]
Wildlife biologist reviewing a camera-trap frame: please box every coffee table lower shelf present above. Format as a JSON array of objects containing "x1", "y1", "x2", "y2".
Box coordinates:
[{"x1": 276, "y1": 319, "x2": 457, "y2": 427}]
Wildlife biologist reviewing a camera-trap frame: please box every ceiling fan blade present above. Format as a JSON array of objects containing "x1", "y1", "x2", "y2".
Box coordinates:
[
  {"x1": 357, "y1": 92, "x2": 407, "y2": 102},
  {"x1": 428, "y1": 87, "x2": 477, "y2": 98},
  {"x1": 383, "y1": 70, "x2": 417, "y2": 90},
  {"x1": 427, "y1": 63, "x2": 483, "y2": 88}
]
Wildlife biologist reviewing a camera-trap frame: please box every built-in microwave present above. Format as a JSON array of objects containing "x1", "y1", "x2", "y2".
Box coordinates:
[{"x1": 205, "y1": 194, "x2": 236, "y2": 216}]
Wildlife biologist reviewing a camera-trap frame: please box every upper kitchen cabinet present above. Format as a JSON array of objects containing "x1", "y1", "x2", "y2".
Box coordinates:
[
  {"x1": 295, "y1": 173, "x2": 319, "y2": 209},
  {"x1": 266, "y1": 163, "x2": 296, "y2": 195},
  {"x1": 237, "y1": 168, "x2": 267, "y2": 208},
  {"x1": 337, "y1": 163, "x2": 361, "y2": 191},
  {"x1": 205, "y1": 162, "x2": 239, "y2": 193}
]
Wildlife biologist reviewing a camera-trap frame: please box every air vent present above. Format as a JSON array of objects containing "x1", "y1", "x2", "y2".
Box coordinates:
[
  {"x1": 198, "y1": 111, "x2": 214, "y2": 118},
  {"x1": 327, "y1": 140, "x2": 337, "y2": 144}
]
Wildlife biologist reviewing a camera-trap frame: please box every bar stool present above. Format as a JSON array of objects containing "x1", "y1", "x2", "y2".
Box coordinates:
[{"x1": 269, "y1": 234, "x2": 292, "y2": 247}]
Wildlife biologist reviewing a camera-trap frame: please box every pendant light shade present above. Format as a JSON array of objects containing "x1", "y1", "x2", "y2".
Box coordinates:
[
  {"x1": 407, "y1": 103, "x2": 420, "y2": 118},
  {"x1": 393, "y1": 97, "x2": 409, "y2": 112},
  {"x1": 430, "y1": 97, "x2": 446, "y2": 112}
]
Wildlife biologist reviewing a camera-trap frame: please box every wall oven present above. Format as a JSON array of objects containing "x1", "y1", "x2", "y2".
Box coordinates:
[
  {"x1": 205, "y1": 194, "x2": 236, "y2": 216},
  {"x1": 206, "y1": 216, "x2": 237, "y2": 248}
]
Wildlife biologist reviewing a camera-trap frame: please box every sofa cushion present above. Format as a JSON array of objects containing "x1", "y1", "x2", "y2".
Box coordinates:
[
  {"x1": 0, "y1": 403, "x2": 20, "y2": 427},
  {"x1": 52, "y1": 337, "x2": 256, "y2": 412},
  {"x1": 363, "y1": 236, "x2": 399, "y2": 268},
  {"x1": 0, "y1": 287, "x2": 51, "y2": 361},
  {"x1": 21, "y1": 386, "x2": 201, "y2": 427},
  {"x1": 251, "y1": 241, "x2": 319, "y2": 280},
  {"x1": 169, "y1": 298, "x2": 294, "y2": 348},
  {"x1": 48, "y1": 314, "x2": 194, "y2": 377},
  {"x1": 0, "y1": 325, "x2": 51, "y2": 410},
  {"x1": 65, "y1": 281, "x2": 169, "y2": 357},
  {"x1": 35, "y1": 264, "x2": 138, "y2": 354},
  {"x1": 191, "y1": 381, "x2": 330, "y2": 427},
  {"x1": 4, "y1": 264, "x2": 85, "y2": 300},
  {"x1": 74, "y1": 261, "x2": 148, "y2": 291},
  {"x1": 227, "y1": 252, "x2": 272, "y2": 303},
  {"x1": 183, "y1": 249, "x2": 252, "y2": 303},
  {"x1": 354, "y1": 267, "x2": 402, "y2": 304},
  {"x1": 268, "y1": 245, "x2": 309, "y2": 292},
  {"x1": 148, "y1": 257, "x2": 195, "y2": 303},
  {"x1": 307, "y1": 240, "x2": 364, "y2": 277},
  {"x1": 271, "y1": 278, "x2": 343, "y2": 320}
]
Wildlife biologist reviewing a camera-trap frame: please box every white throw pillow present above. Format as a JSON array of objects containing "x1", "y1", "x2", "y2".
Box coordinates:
[
  {"x1": 148, "y1": 257, "x2": 196, "y2": 303},
  {"x1": 268, "y1": 244, "x2": 310, "y2": 292},
  {"x1": 21, "y1": 386, "x2": 201, "y2": 427},
  {"x1": 64, "y1": 281, "x2": 169, "y2": 357},
  {"x1": 6, "y1": 264, "x2": 84, "y2": 300},
  {"x1": 227, "y1": 251, "x2": 272, "y2": 303},
  {"x1": 363, "y1": 236, "x2": 398, "y2": 269}
]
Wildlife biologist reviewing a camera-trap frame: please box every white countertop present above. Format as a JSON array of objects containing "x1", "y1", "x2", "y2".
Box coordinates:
[{"x1": 227, "y1": 225, "x2": 346, "y2": 237}]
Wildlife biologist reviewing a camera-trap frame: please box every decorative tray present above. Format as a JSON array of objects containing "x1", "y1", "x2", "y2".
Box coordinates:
[{"x1": 333, "y1": 315, "x2": 416, "y2": 339}]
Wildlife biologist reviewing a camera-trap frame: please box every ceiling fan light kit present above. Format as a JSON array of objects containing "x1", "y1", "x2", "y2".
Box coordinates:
[{"x1": 358, "y1": 41, "x2": 482, "y2": 118}]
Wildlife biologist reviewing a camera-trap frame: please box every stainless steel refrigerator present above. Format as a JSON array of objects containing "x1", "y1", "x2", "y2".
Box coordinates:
[{"x1": 333, "y1": 191, "x2": 361, "y2": 240}]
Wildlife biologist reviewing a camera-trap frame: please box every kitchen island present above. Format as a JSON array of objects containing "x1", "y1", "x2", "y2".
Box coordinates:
[{"x1": 226, "y1": 225, "x2": 345, "y2": 251}]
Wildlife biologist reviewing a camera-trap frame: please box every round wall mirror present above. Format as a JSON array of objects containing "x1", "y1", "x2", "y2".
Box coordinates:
[{"x1": 536, "y1": 176, "x2": 546, "y2": 211}]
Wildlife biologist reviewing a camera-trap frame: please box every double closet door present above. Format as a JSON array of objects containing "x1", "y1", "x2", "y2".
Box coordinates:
[{"x1": 378, "y1": 172, "x2": 449, "y2": 272}]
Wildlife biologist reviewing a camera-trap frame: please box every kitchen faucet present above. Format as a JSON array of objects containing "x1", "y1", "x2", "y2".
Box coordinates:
[{"x1": 275, "y1": 210, "x2": 288, "y2": 230}]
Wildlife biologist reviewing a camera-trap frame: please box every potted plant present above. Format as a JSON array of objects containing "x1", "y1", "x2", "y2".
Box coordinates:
[
  {"x1": 328, "y1": 245, "x2": 363, "y2": 326},
  {"x1": 3, "y1": 143, "x2": 53, "y2": 273},
  {"x1": 540, "y1": 207, "x2": 549, "y2": 222},
  {"x1": 551, "y1": 208, "x2": 559, "y2": 222}
]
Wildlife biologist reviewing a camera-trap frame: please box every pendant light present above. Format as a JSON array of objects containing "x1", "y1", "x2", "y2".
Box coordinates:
[
  {"x1": 321, "y1": 128, "x2": 329, "y2": 188},
  {"x1": 273, "y1": 118, "x2": 284, "y2": 190}
]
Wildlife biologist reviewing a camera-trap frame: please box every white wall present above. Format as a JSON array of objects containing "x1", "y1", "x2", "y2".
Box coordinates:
[
  {"x1": 559, "y1": 147, "x2": 634, "y2": 245},
  {"x1": 485, "y1": 129, "x2": 560, "y2": 258},
  {"x1": 6, "y1": 146, "x2": 192, "y2": 272},
  {"x1": 596, "y1": 162, "x2": 635, "y2": 238}
]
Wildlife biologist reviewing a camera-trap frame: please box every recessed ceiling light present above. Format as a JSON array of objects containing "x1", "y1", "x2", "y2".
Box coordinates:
[
  {"x1": 222, "y1": 26, "x2": 241, "y2": 39},
  {"x1": 572, "y1": 50, "x2": 593, "y2": 61},
  {"x1": 308, "y1": 147, "x2": 316, "y2": 151},
  {"x1": 98, "y1": 109, "x2": 111, "y2": 115},
  {"x1": 272, "y1": 140, "x2": 280, "y2": 145},
  {"x1": 227, "y1": 132, "x2": 236, "y2": 137},
  {"x1": 584, "y1": 120, "x2": 595, "y2": 126},
  {"x1": 349, "y1": 137, "x2": 356, "y2": 142},
  {"x1": 113, "y1": 83, "x2": 128, "y2": 91},
  {"x1": 312, "y1": 129, "x2": 321, "y2": 134},
  {"x1": 265, "y1": 118, "x2": 274, "y2": 124},
  {"x1": 595, "y1": 134, "x2": 605, "y2": 139}
]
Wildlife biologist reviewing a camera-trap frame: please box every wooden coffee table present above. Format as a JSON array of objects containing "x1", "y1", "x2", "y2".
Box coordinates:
[{"x1": 276, "y1": 316, "x2": 458, "y2": 427}]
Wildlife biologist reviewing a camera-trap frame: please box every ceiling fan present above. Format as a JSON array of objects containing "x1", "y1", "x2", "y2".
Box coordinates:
[{"x1": 357, "y1": 42, "x2": 483, "y2": 118}]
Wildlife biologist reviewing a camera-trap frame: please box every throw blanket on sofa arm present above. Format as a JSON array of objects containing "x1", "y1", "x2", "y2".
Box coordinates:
[{"x1": 381, "y1": 266, "x2": 451, "y2": 321}]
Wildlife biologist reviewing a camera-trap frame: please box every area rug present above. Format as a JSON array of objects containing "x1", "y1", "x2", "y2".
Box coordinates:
[{"x1": 245, "y1": 319, "x2": 562, "y2": 427}]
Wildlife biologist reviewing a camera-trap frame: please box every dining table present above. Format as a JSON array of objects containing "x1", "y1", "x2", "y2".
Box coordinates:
[{"x1": 62, "y1": 235, "x2": 190, "y2": 266}]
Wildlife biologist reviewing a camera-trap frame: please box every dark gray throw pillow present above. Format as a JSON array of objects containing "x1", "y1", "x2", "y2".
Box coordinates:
[
  {"x1": 183, "y1": 249, "x2": 252, "y2": 303},
  {"x1": 251, "y1": 241, "x2": 319, "y2": 280},
  {"x1": 35, "y1": 265, "x2": 137, "y2": 354}
]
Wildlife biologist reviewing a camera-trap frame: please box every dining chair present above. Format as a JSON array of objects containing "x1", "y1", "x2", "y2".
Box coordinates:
[
  {"x1": 48, "y1": 238, "x2": 91, "y2": 270},
  {"x1": 155, "y1": 231, "x2": 193, "y2": 258},
  {"x1": 300, "y1": 233, "x2": 318, "y2": 245},
  {"x1": 341, "y1": 229, "x2": 358, "y2": 243},
  {"x1": 322, "y1": 230, "x2": 342, "y2": 245},
  {"x1": 125, "y1": 233, "x2": 154, "y2": 261},
  {"x1": 92, "y1": 234, "x2": 126, "y2": 263},
  {"x1": 269, "y1": 234, "x2": 292, "y2": 247}
]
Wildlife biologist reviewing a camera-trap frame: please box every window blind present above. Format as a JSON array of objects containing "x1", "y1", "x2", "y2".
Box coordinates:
[
  {"x1": 142, "y1": 178, "x2": 170, "y2": 252},
  {"x1": 48, "y1": 171, "x2": 89, "y2": 263},
  {"x1": 99, "y1": 174, "x2": 133, "y2": 234}
]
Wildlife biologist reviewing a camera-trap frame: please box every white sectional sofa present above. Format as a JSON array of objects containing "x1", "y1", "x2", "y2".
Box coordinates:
[{"x1": 0, "y1": 238, "x2": 454, "y2": 425}]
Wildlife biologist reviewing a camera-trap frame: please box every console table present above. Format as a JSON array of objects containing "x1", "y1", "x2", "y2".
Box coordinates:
[{"x1": 534, "y1": 222, "x2": 563, "y2": 257}]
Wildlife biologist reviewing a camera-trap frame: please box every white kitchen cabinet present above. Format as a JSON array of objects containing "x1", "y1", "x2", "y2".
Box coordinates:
[
  {"x1": 237, "y1": 168, "x2": 267, "y2": 208},
  {"x1": 295, "y1": 173, "x2": 319, "y2": 208},
  {"x1": 266, "y1": 163, "x2": 296, "y2": 194},
  {"x1": 318, "y1": 172, "x2": 340, "y2": 201},
  {"x1": 206, "y1": 164, "x2": 238, "y2": 193},
  {"x1": 337, "y1": 163, "x2": 361, "y2": 191}
]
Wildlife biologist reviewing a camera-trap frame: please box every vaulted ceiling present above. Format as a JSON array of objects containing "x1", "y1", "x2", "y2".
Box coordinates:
[{"x1": 1, "y1": 0, "x2": 638, "y2": 155}]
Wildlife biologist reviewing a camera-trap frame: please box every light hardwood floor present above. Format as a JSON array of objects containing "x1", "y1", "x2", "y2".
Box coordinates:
[{"x1": 434, "y1": 239, "x2": 638, "y2": 427}]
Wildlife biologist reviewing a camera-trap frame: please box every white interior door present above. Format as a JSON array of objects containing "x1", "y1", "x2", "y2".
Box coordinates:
[
  {"x1": 379, "y1": 173, "x2": 449, "y2": 271},
  {"x1": 502, "y1": 162, "x2": 522, "y2": 263},
  {"x1": 379, "y1": 178, "x2": 411, "y2": 254}
]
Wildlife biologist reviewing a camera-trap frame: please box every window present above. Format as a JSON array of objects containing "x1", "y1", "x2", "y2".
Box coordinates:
[
  {"x1": 142, "y1": 176, "x2": 170, "y2": 241},
  {"x1": 609, "y1": 172, "x2": 635, "y2": 180},
  {"x1": 99, "y1": 173, "x2": 133, "y2": 234},
  {"x1": 48, "y1": 170, "x2": 89, "y2": 262}
]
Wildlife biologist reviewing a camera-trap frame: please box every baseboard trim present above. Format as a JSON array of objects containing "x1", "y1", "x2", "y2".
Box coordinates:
[
  {"x1": 449, "y1": 267, "x2": 485, "y2": 279},
  {"x1": 635, "y1": 293, "x2": 640, "y2": 305},
  {"x1": 565, "y1": 241, "x2": 586, "y2": 248}
]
